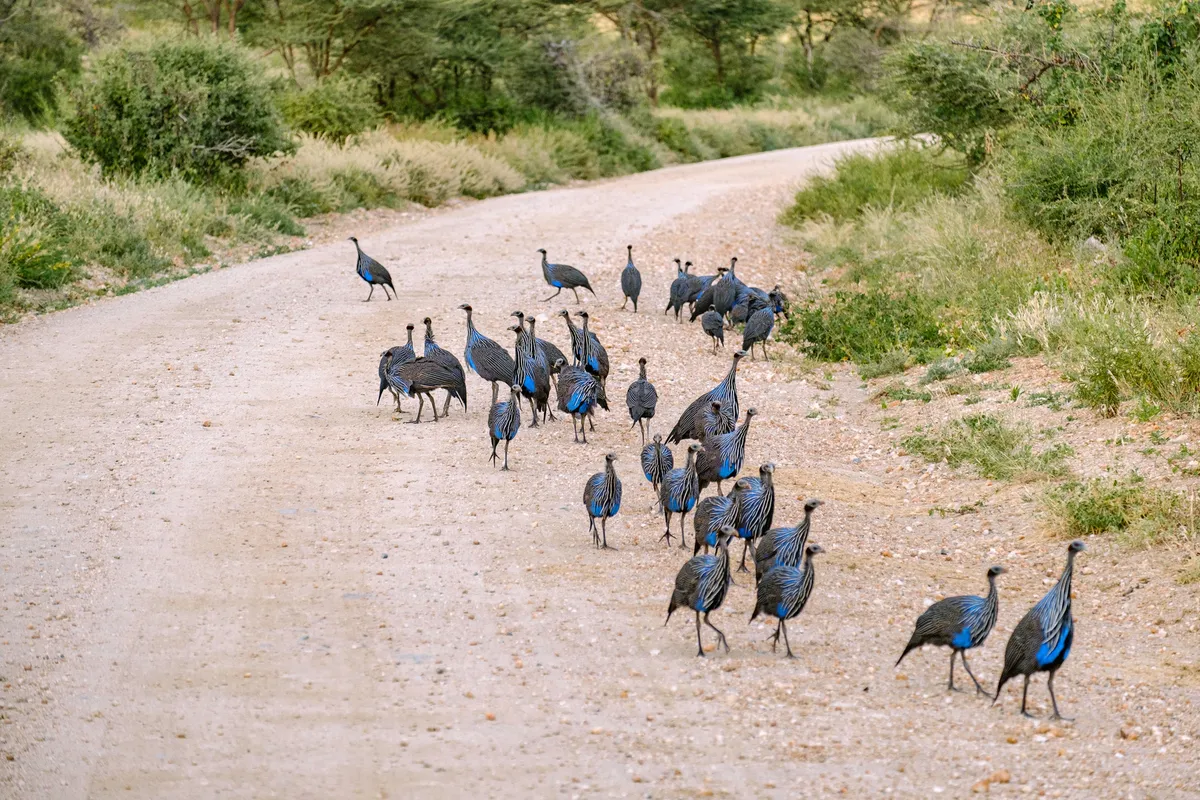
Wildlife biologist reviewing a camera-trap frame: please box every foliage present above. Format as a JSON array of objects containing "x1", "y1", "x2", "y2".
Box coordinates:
[
  {"x1": 279, "y1": 74, "x2": 382, "y2": 145},
  {"x1": 781, "y1": 287, "x2": 945, "y2": 363},
  {"x1": 781, "y1": 145, "x2": 968, "y2": 224},
  {"x1": 64, "y1": 36, "x2": 293, "y2": 180},
  {"x1": 1044, "y1": 476, "x2": 1195, "y2": 548},
  {"x1": 902, "y1": 413, "x2": 1073, "y2": 481},
  {"x1": 0, "y1": 2, "x2": 84, "y2": 123}
]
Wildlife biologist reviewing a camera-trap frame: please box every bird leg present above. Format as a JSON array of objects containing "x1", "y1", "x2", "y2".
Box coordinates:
[
  {"x1": 703, "y1": 612, "x2": 729, "y2": 653},
  {"x1": 491, "y1": 382, "x2": 499, "y2": 407},
  {"x1": 527, "y1": 397, "x2": 539, "y2": 427},
  {"x1": 762, "y1": 342, "x2": 770, "y2": 362},
  {"x1": 429, "y1": 393, "x2": 441, "y2": 422},
  {"x1": 600, "y1": 517, "x2": 616, "y2": 550},
  {"x1": 571, "y1": 288, "x2": 581, "y2": 303},
  {"x1": 590, "y1": 517, "x2": 599, "y2": 548},
  {"x1": 587, "y1": 413, "x2": 595, "y2": 432},
  {"x1": 695, "y1": 612, "x2": 705, "y2": 657},
  {"x1": 737, "y1": 540, "x2": 751, "y2": 573},
  {"x1": 780, "y1": 619, "x2": 796, "y2": 659},
  {"x1": 407, "y1": 394, "x2": 425, "y2": 423},
  {"x1": 660, "y1": 512, "x2": 674, "y2": 546},
  {"x1": 502, "y1": 439, "x2": 511, "y2": 472},
  {"x1": 489, "y1": 439, "x2": 500, "y2": 468},
  {"x1": 959, "y1": 651, "x2": 991, "y2": 697},
  {"x1": 442, "y1": 391, "x2": 452, "y2": 417},
  {"x1": 678, "y1": 512, "x2": 689, "y2": 550},
  {"x1": 363, "y1": 284, "x2": 375, "y2": 302},
  {"x1": 571, "y1": 415, "x2": 580, "y2": 444},
  {"x1": 948, "y1": 650, "x2": 964, "y2": 693},
  {"x1": 543, "y1": 287, "x2": 563, "y2": 302},
  {"x1": 1020, "y1": 675, "x2": 1035, "y2": 719},
  {"x1": 621, "y1": 297, "x2": 628, "y2": 310},
  {"x1": 580, "y1": 415, "x2": 589, "y2": 444},
  {"x1": 1047, "y1": 670, "x2": 1072, "y2": 722},
  {"x1": 767, "y1": 621, "x2": 782, "y2": 651}
]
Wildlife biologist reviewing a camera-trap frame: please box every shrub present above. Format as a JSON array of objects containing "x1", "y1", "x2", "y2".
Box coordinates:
[
  {"x1": 782, "y1": 287, "x2": 945, "y2": 364},
  {"x1": 903, "y1": 413, "x2": 1073, "y2": 481},
  {"x1": 1044, "y1": 477, "x2": 1195, "y2": 548},
  {"x1": 0, "y1": 5, "x2": 84, "y2": 123},
  {"x1": 65, "y1": 36, "x2": 294, "y2": 180},
  {"x1": 781, "y1": 146, "x2": 968, "y2": 225},
  {"x1": 279, "y1": 75, "x2": 382, "y2": 145}
]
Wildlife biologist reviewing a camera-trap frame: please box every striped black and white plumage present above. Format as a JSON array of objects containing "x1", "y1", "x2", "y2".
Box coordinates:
[
  {"x1": 995, "y1": 540, "x2": 1086, "y2": 719},
  {"x1": 525, "y1": 315, "x2": 566, "y2": 387},
  {"x1": 702, "y1": 400, "x2": 735, "y2": 441},
  {"x1": 750, "y1": 543, "x2": 824, "y2": 658},
  {"x1": 659, "y1": 442, "x2": 702, "y2": 549},
  {"x1": 701, "y1": 309, "x2": 724, "y2": 352},
  {"x1": 460, "y1": 304, "x2": 516, "y2": 407},
  {"x1": 686, "y1": 263, "x2": 716, "y2": 304},
  {"x1": 575, "y1": 311, "x2": 609, "y2": 387},
  {"x1": 626, "y1": 357, "x2": 658, "y2": 445},
  {"x1": 666, "y1": 349, "x2": 745, "y2": 444},
  {"x1": 754, "y1": 498, "x2": 822, "y2": 585},
  {"x1": 377, "y1": 324, "x2": 416, "y2": 412},
  {"x1": 896, "y1": 565, "x2": 1006, "y2": 695},
  {"x1": 559, "y1": 308, "x2": 586, "y2": 366},
  {"x1": 689, "y1": 267, "x2": 726, "y2": 322},
  {"x1": 539, "y1": 248, "x2": 594, "y2": 303},
  {"x1": 556, "y1": 360, "x2": 607, "y2": 444},
  {"x1": 666, "y1": 259, "x2": 690, "y2": 321},
  {"x1": 388, "y1": 357, "x2": 466, "y2": 423},
  {"x1": 666, "y1": 526, "x2": 735, "y2": 657},
  {"x1": 423, "y1": 317, "x2": 468, "y2": 416},
  {"x1": 620, "y1": 245, "x2": 642, "y2": 312},
  {"x1": 742, "y1": 293, "x2": 778, "y2": 361},
  {"x1": 712, "y1": 270, "x2": 738, "y2": 320},
  {"x1": 693, "y1": 479, "x2": 748, "y2": 557},
  {"x1": 583, "y1": 453, "x2": 622, "y2": 549},
  {"x1": 487, "y1": 384, "x2": 523, "y2": 471},
  {"x1": 696, "y1": 407, "x2": 757, "y2": 495},
  {"x1": 770, "y1": 284, "x2": 790, "y2": 319},
  {"x1": 736, "y1": 463, "x2": 775, "y2": 569},
  {"x1": 641, "y1": 434, "x2": 674, "y2": 495},
  {"x1": 349, "y1": 236, "x2": 395, "y2": 302},
  {"x1": 510, "y1": 321, "x2": 551, "y2": 426}
]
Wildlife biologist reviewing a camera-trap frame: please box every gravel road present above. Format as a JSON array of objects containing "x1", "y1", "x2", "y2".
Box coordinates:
[{"x1": 2, "y1": 139, "x2": 1198, "y2": 799}]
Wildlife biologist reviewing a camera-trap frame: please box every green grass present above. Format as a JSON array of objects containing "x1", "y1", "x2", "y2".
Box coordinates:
[
  {"x1": 902, "y1": 413, "x2": 1073, "y2": 481},
  {"x1": 780, "y1": 145, "x2": 967, "y2": 226},
  {"x1": 1043, "y1": 476, "x2": 1196, "y2": 550}
]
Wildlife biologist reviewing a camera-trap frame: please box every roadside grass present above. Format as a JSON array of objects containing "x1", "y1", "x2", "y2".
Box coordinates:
[
  {"x1": 1044, "y1": 476, "x2": 1197, "y2": 550},
  {"x1": 902, "y1": 413, "x2": 1073, "y2": 481}
]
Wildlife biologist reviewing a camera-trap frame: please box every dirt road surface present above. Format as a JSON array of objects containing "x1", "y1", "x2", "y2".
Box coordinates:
[{"x1": 2, "y1": 140, "x2": 1198, "y2": 799}]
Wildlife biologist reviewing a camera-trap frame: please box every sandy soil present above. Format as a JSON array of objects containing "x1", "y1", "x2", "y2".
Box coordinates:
[{"x1": 2, "y1": 139, "x2": 1198, "y2": 799}]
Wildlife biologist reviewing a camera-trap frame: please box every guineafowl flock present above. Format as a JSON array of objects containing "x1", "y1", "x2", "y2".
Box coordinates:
[{"x1": 355, "y1": 237, "x2": 1090, "y2": 721}]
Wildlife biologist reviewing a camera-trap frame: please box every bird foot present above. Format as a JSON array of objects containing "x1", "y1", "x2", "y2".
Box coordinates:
[
  {"x1": 1050, "y1": 713, "x2": 1074, "y2": 723},
  {"x1": 736, "y1": 564, "x2": 749, "y2": 573},
  {"x1": 949, "y1": 685, "x2": 967, "y2": 694},
  {"x1": 784, "y1": 650, "x2": 798, "y2": 660},
  {"x1": 659, "y1": 531, "x2": 674, "y2": 546},
  {"x1": 600, "y1": 544, "x2": 618, "y2": 551},
  {"x1": 404, "y1": 419, "x2": 422, "y2": 424},
  {"x1": 1021, "y1": 710, "x2": 1038, "y2": 720}
]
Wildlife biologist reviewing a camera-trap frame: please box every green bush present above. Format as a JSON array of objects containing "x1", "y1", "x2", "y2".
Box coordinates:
[
  {"x1": 781, "y1": 287, "x2": 945, "y2": 364},
  {"x1": 781, "y1": 146, "x2": 968, "y2": 225},
  {"x1": 1044, "y1": 476, "x2": 1193, "y2": 548},
  {"x1": 0, "y1": 5, "x2": 83, "y2": 123},
  {"x1": 65, "y1": 36, "x2": 294, "y2": 180},
  {"x1": 903, "y1": 413, "x2": 1073, "y2": 481},
  {"x1": 279, "y1": 75, "x2": 382, "y2": 145}
]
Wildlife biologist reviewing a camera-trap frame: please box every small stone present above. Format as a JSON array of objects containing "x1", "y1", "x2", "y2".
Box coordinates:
[
  {"x1": 243, "y1": 672, "x2": 251, "y2": 678},
  {"x1": 485, "y1": 713, "x2": 495, "y2": 721},
  {"x1": 971, "y1": 779, "x2": 989, "y2": 794},
  {"x1": 989, "y1": 770, "x2": 1011, "y2": 784},
  {"x1": 1006, "y1": 735, "x2": 1018, "y2": 744},
  {"x1": 202, "y1": 420, "x2": 212, "y2": 428}
]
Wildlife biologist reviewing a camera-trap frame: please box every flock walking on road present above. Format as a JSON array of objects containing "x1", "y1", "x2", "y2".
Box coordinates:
[{"x1": 353, "y1": 236, "x2": 1088, "y2": 720}]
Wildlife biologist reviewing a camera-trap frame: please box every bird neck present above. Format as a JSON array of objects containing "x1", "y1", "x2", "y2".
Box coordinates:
[
  {"x1": 985, "y1": 573, "x2": 999, "y2": 612},
  {"x1": 464, "y1": 312, "x2": 476, "y2": 336},
  {"x1": 723, "y1": 359, "x2": 740, "y2": 388},
  {"x1": 639, "y1": 363, "x2": 647, "y2": 380},
  {"x1": 405, "y1": 330, "x2": 413, "y2": 347},
  {"x1": 541, "y1": 252, "x2": 551, "y2": 278},
  {"x1": 1055, "y1": 552, "x2": 1077, "y2": 599},
  {"x1": 684, "y1": 450, "x2": 697, "y2": 473}
]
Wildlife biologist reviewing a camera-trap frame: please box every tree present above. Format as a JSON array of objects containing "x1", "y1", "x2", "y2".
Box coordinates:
[{"x1": 670, "y1": 0, "x2": 788, "y2": 85}]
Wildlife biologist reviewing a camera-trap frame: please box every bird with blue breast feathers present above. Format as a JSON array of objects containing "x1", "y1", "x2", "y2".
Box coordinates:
[
  {"x1": 750, "y1": 543, "x2": 824, "y2": 658},
  {"x1": 539, "y1": 248, "x2": 594, "y2": 303},
  {"x1": 995, "y1": 540, "x2": 1086, "y2": 719},
  {"x1": 626, "y1": 357, "x2": 658, "y2": 446},
  {"x1": 689, "y1": 266, "x2": 727, "y2": 322},
  {"x1": 754, "y1": 498, "x2": 822, "y2": 585},
  {"x1": 667, "y1": 350, "x2": 744, "y2": 444},
  {"x1": 641, "y1": 434, "x2": 673, "y2": 497},
  {"x1": 659, "y1": 442, "x2": 702, "y2": 549},
  {"x1": 696, "y1": 407, "x2": 757, "y2": 495},
  {"x1": 460, "y1": 304, "x2": 516, "y2": 407},
  {"x1": 575, "y1": 310, "x2": 609, "y2": 388},
  {"x1": 666, "y1": 526, "x2": 735, "y2": 657},
  {"x1": 487, "y1": 384, "x2": 522, "y2": 471},
  {"x1": 896, "y1": 564, "x2": 1006, "y2": 695},
  {"x1": 693, "y1": 479, "x2": 749, "y2": 557},
  {"x1": 701, "y1": 309, "x2": 724, "y2": 353},
  {"x1": 524, "y1": 314, "x2": 566, "y2": 389},
  {"x1": 742, "y1": 292, "x2": 779, "y2": 361},
  {"x1": 620, "y1": 245, "x2": 642, "y2": 312},
  {"x1": 422, "y1": 317, "x2": 468, "y2": 417},
  {"x1": 701, "y1": 400, "x2": 735, "y2": 441},
  {"x1": 509, "y1": 321, "x2": 551, "y2": 426},
  {"x1": 583, "y1": 453, "x2": 622, "y2": 549},
  {"x1": 736, "y1": 463, "x2": 775, "y2": 568},
  {"x1": 555, "y1": 358, "x2": 607, "y2": 443},
  {"x1": 377, "y1": 324, "x2": 415, "y2": 413},
  {"x1": 349, "y1": 236, "x2": 395, "y2": 302},
  {"x1": 387, "y1": 357, "x2": 465, "y2": 423},
  {"x1": 666, "y1": 258, "x2": 690, "y2": 321}
]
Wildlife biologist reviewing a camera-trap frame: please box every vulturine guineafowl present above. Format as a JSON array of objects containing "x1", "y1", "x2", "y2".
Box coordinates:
[
  {"x1": 897, "y1": 565, "x2": 1006, "y2": 695},
  {"x1": 742, "y1": 293, "x2": 779, "y2": 361},
  {"x1": 667, "y1": 350, "x2": 745, "y2": 444},
  {"x1": 487, "y1": 384, "x2": 522, "y2": 471},
  {"x1": 693, "y1": 479, "x2": 748, "y2": 557},
  {"x1": 460, "y1": 304, "x2": 516, "y2": 407},
  {"x1": 555, "y1": 358, "x2": 607, "y2": 443},
  {"x1": 349, "y1": 236, "x2": 395, "y2": 302},
  {"x1": 388, "y1": 358, "x2": 466, "y2": 423},
  {"x1": 525, "y1": 314, "x2": 566, "y2": 388},
  {"x1": 754, "y1": 498, "x2": 822, "y2": 585},
  {"x1": 702, "y1": 400, "x2": 736, "y2": 441},
  {"x1": 583, "y1": 453, "x2": 622, "y2": 549},
  {"x1": 736, "y1": 463, "x2": 775, "y2": 568},
  {"x1": 659, "y1": 442, "x2": 702, "y2": 549},
  {"x1": 995, "y1": 540, "x2": 1087, "y2": 719},
  {"x1": 666, "y1": 259, "x2": 690, "y2": 321},
  {"x1": 701, "y1": 309, "x2": 724, "y2": 353},
  {"x1": 539, "y1": 248, "x2": 594, "y2": 303},
  {"x1": 751, "y1": 543, "x2": 824, "y2": 658},
  {"x1": 620, "y1": 245, "x2": 642, "y2": 312},
  {"x1": 696, "y1": 407, "x2": 757, "y2": 495},
  {"x1": 509, "y1": 321, "x2": 551, "y2": 426},
  {"x1": 641, "y1": 434, "x2": 674, "y2": 496},
  {"x1": 423, "y1": 318, "x2": 468, "y2": 417},
  {"x1": 626, "y1": 357, "x2": 658, "y2": 445},
  {"x1": 377, "y1": 325, "x2": 415, "y2": 412},
  {"x1": 575, "y1": 310, "x2": 610, "y2": 387},
  {"x1": 666, "y1": 526, "x2": 735, "y2": 657},
  {"x1": 689, "y1": 266, "x2": 726, "y2": 321}
]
